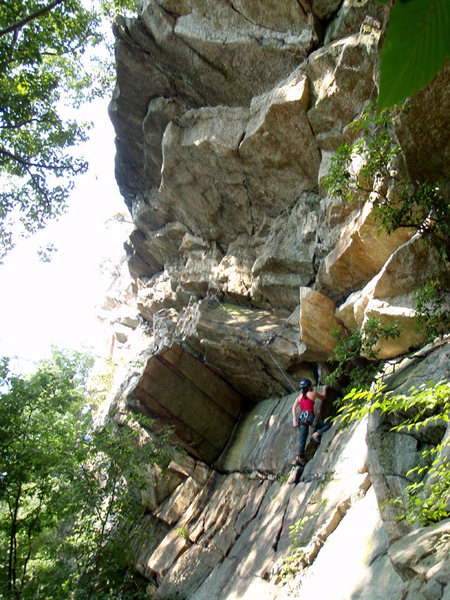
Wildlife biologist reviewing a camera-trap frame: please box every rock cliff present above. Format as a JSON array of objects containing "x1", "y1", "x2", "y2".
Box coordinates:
[{"x1": 104, "y1": 1, "x2": 450, "y2": 598}]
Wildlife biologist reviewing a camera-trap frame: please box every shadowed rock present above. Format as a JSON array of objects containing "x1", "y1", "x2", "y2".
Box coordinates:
[{"x1": 131, "y1": 343, "x2": 243, "y2": 463}]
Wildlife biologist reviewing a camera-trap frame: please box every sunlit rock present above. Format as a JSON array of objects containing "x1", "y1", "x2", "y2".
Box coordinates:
[
  {"x1": 306, "y1": 26, "x2": 381, "y2": 150},
  {"x1": 213, "y1": 235, "x2": 255, "y2": 302},
  {"x1": 299, "y1": 287, "x2": 342, "y2": 360},
  {"x1": 317, "y1": 201, "x2": 413, "y2": 302},
  {"x1": 335, "y1": 235, "x2": 449, "y2": 357},
  {"x1": 158, "y1": 69, "x2": 320, "y2": 244}
]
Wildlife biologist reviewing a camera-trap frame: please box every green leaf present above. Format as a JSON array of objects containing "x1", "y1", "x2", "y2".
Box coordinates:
[{"x1": 378, "y1": 0, "x2": 450, "y2": 109}]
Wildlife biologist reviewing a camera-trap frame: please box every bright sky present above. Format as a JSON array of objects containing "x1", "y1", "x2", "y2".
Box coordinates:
[{"x1": 0, "y1": 98, "x2": 131, "y2": 371}]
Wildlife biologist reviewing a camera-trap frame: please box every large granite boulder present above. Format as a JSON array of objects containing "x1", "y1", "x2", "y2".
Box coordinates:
[
  {"x1": 298, "y1": 287, "x2": 342, "y2": 360},
  {"x1": 306, "y1": 25, "x2": 381, "y2": 152},
  {"x1": 138, "y1": 0, "x2": 318, "y2": 107},
  {"x1": 158, "y1": 68, "x2": 320, "y2": 245},
  {"x1": 317, "y1": 201, "x2": 414, "y2": 302},
  {"x1": 335, "y1": 235, "x2": 449, "y2": 358}
]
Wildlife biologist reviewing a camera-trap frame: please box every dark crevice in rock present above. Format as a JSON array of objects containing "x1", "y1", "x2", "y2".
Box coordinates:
[
  {"x1": 243, "y1": 178, "x2": 256, "y2": 236},
  {"x1": 155, "y1": 0, "x2": 181, "y2": 20},
  {"x1": 272, "y1": 502, "x2": 290, "y2": 552},
  {"x1": 296, "y1": 0, "x2": 310, "y2": 20},
  {"x1": 368, "y1": 545, "x2": 389, "y2": 568},
  {"x1": 176, "y1": 37, "x2": 229, "y2": 79},
  {"x1": 229, "y1": 2, "x2": 297, "y2": 34}
]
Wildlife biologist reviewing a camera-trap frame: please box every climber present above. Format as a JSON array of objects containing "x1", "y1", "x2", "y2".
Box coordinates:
[{"x1": 292, "y1": 378, "x2": 331, "y2": 467}]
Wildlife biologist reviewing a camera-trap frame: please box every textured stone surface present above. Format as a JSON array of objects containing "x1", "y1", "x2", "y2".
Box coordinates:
[
  {"x1": 363, "y1": 300, "x2": 426, "y2": 359},
  {"x1": 334, "y1": 235, "x2": 450, "y2": 357},
  {"x1": 131, "y1": 343, "x2": 243, "y2": 463},
  {"x1": 306, "y1": 26, "x2": 381, "y2": 151},
  {"x1": 317, "y1": 201, "x2": 414, "y2": 302},
  {"x1": 395, "y1": 62, "x2": 450, "y2": 183},
  {"x1": 158, "y1": 69, "x2": 320, "y2": 245},
  {"x1": 389, "y1": 519, "x2": 450, "y2": 600},
  {"x1": 110, "y1": 0, "x2": 319, "y2": 207},
  {"x1": 107, "y1": 0, "x2": 450, "y2": 597},
  {"x1": 251, "y1": 194, "x2": 320, "y2": 310},
  {"x1": 312, "y1": 0, "x2": 342, "y2": 20},
  {"x1": 367, "y1": 340, "x2": 450, "y2": 542},
  {"x1": 217, "y1": 394, "x2": 298, "y2": 474},
  {"x1": 298, "y1": 287, "x2": 342, "y2": 359},
  {"x1": 125, "y1": 340, "x2": 450, "y2": 600},
  {"x1": 283, "y1": 487, "x2": 402, "y2": 600},
  {"x1": 174, "y1": 300, "x2": 306, "y2": 400}
]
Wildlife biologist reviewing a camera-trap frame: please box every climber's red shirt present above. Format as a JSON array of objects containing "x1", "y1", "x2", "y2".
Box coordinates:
[{"x1": 300, "y1": 392, "x2": 314, "y2": 413}]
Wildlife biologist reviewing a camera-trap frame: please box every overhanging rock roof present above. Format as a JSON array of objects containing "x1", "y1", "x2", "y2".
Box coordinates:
[{"x1": 131, "y1": 344, "x2": 243, "y2": 464}]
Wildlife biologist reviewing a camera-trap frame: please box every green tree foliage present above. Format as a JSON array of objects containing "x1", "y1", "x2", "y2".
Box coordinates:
[
  {"x1": 0, "y1": 349, "x2": 93, "y2": 598},
  {"x1": 0, "y1": 0, "x2": 134, "y2": 261},
  {"x1": 336, "y1": 381, "x2": 450, "y2": 526},
  {"x1": 326, "y1": 317, "x2": 402, "y2": 394},
  {"x1": 415, "y1": 276, "x2": 450, "y2": 343},
  {"x1": 0, "y1": 349, "x2": 172, "y2": 599},
  {"x1": 58, "y1": 414, "x2": 171, "y2": 599},
  {"x1": 324, "y1": 106, "x2": 449, "y2": 346},
  {"x1": 324, "y1": 106, "x2": 449, "y2": 259},
  {"x1": 377, "y1": 0, "x2": 450, "y2": 110}
]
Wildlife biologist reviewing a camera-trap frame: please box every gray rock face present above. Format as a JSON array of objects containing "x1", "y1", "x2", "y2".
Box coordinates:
[
  {"x1": 106, "y1": 0, "x2": 450, "y2": 597},
  {"x1": 110, "y1": 0, "x2": 320, "y2": 207},
  {"x1": 158, "y1": 71, "x2": 320, "y2": 245},
  {"x1": 334, "y1": 235, "x2": 450, "y2": 358},
  {"x1": 120, "y1": 341, "x2": 450, "y2": 600},
  {"x1": 130, "y1": 343, "x2": 243, "y2": 463},
  {"x1": 306, "y1": 26, "x2": 381, "y2": 150},
  {"x1": 317, "y1": 201, "x2": 414, "y2": 302},
  {"x1": 367, "y1": 340, "x2": 450, "y2": 542},
  {"x1": 395, "y1": 62, "x2": 450, "y2": 183}
]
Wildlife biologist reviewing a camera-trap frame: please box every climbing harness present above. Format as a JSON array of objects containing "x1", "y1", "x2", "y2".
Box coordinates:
[{"x1": 299, "y1": 410, "x2": 315, "y2": 426}]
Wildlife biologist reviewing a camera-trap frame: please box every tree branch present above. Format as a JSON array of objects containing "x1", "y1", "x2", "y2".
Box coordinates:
[
  {"x1": 0, "y1": 147, "x2": 84, "y2": 175},
  {"x1": 0, "y1": 0, "x2": 64, "y2": 38}
]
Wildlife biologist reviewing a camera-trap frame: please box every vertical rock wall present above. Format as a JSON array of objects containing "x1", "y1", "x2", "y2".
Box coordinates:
[
  {"x1": 105, "y1": 0, "x2": 450, "y2": 598},
  {"x1": 109, "y1": 0, "x2": 449, "y2": 400},
  {"x1": 125, "y1": 340, "x2": 449, "y2": 600}
]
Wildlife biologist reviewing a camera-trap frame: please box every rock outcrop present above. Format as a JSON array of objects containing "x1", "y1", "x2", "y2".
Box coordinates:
[
  {"x1": 103, "y1": 0, "x2": 450, "y2": 597},
  {"x1": 124, "y1": 339, "x2": 449, "y2": 600}
]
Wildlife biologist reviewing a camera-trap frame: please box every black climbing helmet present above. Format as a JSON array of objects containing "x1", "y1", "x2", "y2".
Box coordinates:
[{"x1": 299, "y1": 378, "x2": 312, "y2": 390}]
